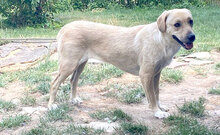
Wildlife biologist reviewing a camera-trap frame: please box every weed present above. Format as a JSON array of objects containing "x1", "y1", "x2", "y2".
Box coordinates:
[
  {"x1": 63, "y1": 124, "x2": 104, "y2": 135},
  {"x1": 0, "y1": 115, "x2": 30, "y2": 128},
  {"x1": 90, "y1": 109, "x2": 132, "y2": 122},
  {"x1": 115, "y1": 122, "x2": 148, "y2": 135},
  {"x1": 161, "y1": 68, "x2": 183, "y2": 83},
  {"x1": 215, "y1": 62, "x2": 220, "y2": 70},
  {"x1": 178, "y1": 97, "x2": 206, "y2": 117},
  {"x1": 0, "y1": 72, "x2": 17, "y2": 87},
  {"x1": 79, "y1": 64, "x2": 124, "y2": 86},
  {"x1": 164, "y1": 114, "x2": 219, "y2": 135},
  {"x1": 56, "y1": 83, "x2": 71, "y2": 103},
  {"x1": 20, "y1": 96, "x2": 36, "y2": 106},
  {"x1": 120, "y1": 86, "x2": 145, "y2": 104},
  {"x1": 37, "y1": 82, "x2": 50, "y2": 95},
  {"x1": 46, "y1": 103, "x2": 72, "y2": 122},
  {"x1": 208, "y1": 86, "x2": 220, "y2": 95},
  {"x1": 0, "y1": 40, "x2": 10, "y2": 46},
  {"x1": 0, "y1": 99, "x2": 16, "y2": 111}
]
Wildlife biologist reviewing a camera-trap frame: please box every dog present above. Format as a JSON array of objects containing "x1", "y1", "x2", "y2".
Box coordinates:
[{"x1": 48, "y1": 9, "x2": 195, "y2": 119}]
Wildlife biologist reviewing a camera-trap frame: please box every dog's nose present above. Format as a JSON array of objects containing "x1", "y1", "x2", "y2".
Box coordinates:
[{"x1": 188, "y1": 33, "x2": 195, "y2": 42}]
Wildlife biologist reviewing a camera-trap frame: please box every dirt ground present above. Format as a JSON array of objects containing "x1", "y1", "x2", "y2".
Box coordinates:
[{"x1": 0, "y1": 51, "x2": 220, "y2": 135}]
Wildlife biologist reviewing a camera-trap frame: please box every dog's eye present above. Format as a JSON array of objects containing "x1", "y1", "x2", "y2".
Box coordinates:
[
  {"x1": 189, "y1": 20, "x2": 193, "y2": 26},
  {"x1": 174, "y1": 23, "x2": 181, "y2": 27}
]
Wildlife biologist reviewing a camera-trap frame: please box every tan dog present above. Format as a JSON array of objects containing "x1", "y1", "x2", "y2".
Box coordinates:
[{"x1": 48, "y1": 9, "x2": 195, "y2": 118}]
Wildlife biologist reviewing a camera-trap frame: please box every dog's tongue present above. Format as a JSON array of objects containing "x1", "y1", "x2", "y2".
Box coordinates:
[{"x1": 184, "y1": 43, "x2": 193, "y2": 50}]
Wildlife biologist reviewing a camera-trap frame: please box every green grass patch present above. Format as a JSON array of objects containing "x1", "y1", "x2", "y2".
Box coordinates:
[
  {"x1": 178, "y1": 97, "x2": 206, "y2": 117},
  {"x1": 115, "y1": 122, "x2": 148, "y2": 135},
  {"x1": 46, "y1": 103, "x2": 72, "y2": 122},
  {"x1": 79, "y1": 64, "x2": 124, "y2": 86},
  {"x1": 215, "y1": 62, "x2": 220, "y2": 70},
  {"x1": 102, "y1": 83, "x2": 145, "y2": 104},
  {"x1": 20, "y1": 96, "x2": 36, "y2": 106},
  {"x1": 161, "y1": 68, "x2": 183, "y2": 83},
  {"x1": 62, "y1": 124, "x2": 104, "y2": 135},
  {"x1": 164, "y1": 115, "x2": 219, "y2": 135},
  {"x1": 0, "y1": 99, "x2": 16, "y2": 111},
  {"x1": 209, "y1": 86, "x2": 220, "y2": 95},
  {"x1": 0, "y1": 72, "x2": 17, "y2": 87},
  {"x1": 90, "y1": 109, "x2": 132, "y2": 122},
  {"x1": 37, "y1": 82, "x2": 50, "y2": 95},
  {"x1": 0, "y1": 40, "x2": 10, "y2": 46},
  {"x1": 120, "y1": 86, "x2": 145, "y2": 104},
  {"x1": 0, "y1": 114, "x2": 30, "y2": 128}
]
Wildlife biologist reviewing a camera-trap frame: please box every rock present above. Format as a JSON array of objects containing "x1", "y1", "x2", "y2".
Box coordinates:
[
  {"x1": 0, "y1": 42, "x2": 57, "y2": 72},
  {"x1": 20, "y1": 106, "x2": 47, "y2": 115},
  {"x1": 189, "y1": 59, "x2": 214, "y2": 66},
  {"x1": 186, "y1": 52, "x2": 211, "y2": 59},
  {"x1": 167, "y1": 59, "x2": 188, "y2": 69}
]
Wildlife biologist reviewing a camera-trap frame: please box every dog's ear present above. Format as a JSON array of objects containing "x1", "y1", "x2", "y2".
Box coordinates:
[{"x1": 157, "y1": 11, "x2": 169, "y2": 33}]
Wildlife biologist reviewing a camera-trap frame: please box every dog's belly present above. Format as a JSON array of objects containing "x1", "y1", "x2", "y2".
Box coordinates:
[{"x1": 87, "y1": 50, "x2": 140, "y2": 76}]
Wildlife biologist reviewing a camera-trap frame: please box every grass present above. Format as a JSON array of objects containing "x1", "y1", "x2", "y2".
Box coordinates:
[
  {"x1": 0, "y1": 99, "x2": 16, "y2": 111},
  {"x1": 0, "y1": 40, "x2": 10, "y2": 46},
  {"x1": 90, "y1": 109, "x2": 132, "y2": 122},
  {"x1": 79, "y1": 64, "x2": 124, "y2": 86},
  {"x1": 102, "y1": 83, "x2": 145, "y2": 104},
  {"x1": 115, "y1": 122, "x2": 148, "y2": 135},
  {"x1": 120, "y1": 86, "x2": 145, "y2": 104},
  {"x1": 161, "y1": 68, "x2": 183, "y2": 83},
  {"x1": 215, "y1": 62, "x2": 220, "y2": 70},
  {"x1": 37, "y1": 82, "x2": 50, "y2": 95},
  {"x1": 178, "y1": 97, "x2": 206, "y2": 117},
  {"x1": 164, "y1": 115, "x2": 219, "y2": 135},
  {"x1": 209, "y1": 86, "x2": 220, "y2": 95},
  {"x1": 20, "y1": 96, "x2": 36, "y2": 106},
  {"x1": 62, "y1": 124, "x2": 104, "y2": 135},
  {"x1": 0, "y1": 114, "x2": 30, "y2": 128},
  {"x1": 46, "y1": 103, "x2": 72, "y2": 122}
]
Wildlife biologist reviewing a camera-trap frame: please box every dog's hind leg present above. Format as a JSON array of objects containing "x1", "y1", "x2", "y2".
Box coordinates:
[
  {"x1": 48, "y1": 60, "x2": 80, "y2": 110},
  {"x1": 69, "y1": 60, "x2": 88, "y2": 105}
]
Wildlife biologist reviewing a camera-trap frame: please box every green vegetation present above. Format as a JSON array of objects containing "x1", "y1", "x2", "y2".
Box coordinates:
[
  {"x1": 79, "y1": 64, "x2": 124, "y2": 86},
  {"x1": 46, "y1": 104, "x2": 72, "y2": 122},
  {"x1": 161, "y1": 68, "x2": 183, "y2": 83},
  {"x1": 164, "y1": 115, "x2": 219, "y2": 135},
  {"x1": 0, "y1": 99, "x2": 16, "y2": 111},
  {"x1": 90, "y1": 109, "x2": 132, "y2": 122},
  {"x1": 62, "y1": 124, "x2": 104, "y2": 135},
  {"x1": 116, "y1": 122, "x2": 148, "y2": 135},
  {"x1": 178, "y1": 97, "x2": 206, "y2": 117},
  {"x1": 120, "y1": 86, "x2": 145, "y2": 104},
  {"x1": 209, "y1": 86, "x2": 220, "y2": 95},
  {"x1": 0, "y1": 115, "x2": 30, "y2": 128},
  {"x1": 0, "y1": 40, "x2": 10, "y2": 46},
  {"x1": 20, "y1": 96, "x2": 36, "y2": 106},
  {"x1": 215, "y1": 62, "x2": 220, "y2": 70},
  {"x1": 102, "y1": 83, "x2": 145, "y2": 104}
]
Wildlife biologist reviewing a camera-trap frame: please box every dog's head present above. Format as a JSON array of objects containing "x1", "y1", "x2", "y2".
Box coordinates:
[{"x1": 157, "y1": 9, "x2": 195, "y2": 50}]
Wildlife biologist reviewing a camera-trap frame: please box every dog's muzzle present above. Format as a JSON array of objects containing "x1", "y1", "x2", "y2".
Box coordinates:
[{"x1": 172, "y1": 35, "x2": 195, "y2": 50}]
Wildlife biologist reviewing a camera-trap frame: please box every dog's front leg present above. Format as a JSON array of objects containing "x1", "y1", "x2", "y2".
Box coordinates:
[
  {"x1": 140, "y1": 69, "x2": 170, "y2": 119},
  {"x1": 154, "y1": 72, "x2": 169, "y2": 112}
]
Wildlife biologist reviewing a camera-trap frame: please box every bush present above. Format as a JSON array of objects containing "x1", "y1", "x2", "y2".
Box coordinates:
[{"x1": 0, "y1": 0, "x2": 56, "y2": 27}]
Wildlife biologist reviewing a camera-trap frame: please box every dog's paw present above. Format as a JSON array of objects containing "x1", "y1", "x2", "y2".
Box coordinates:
[
  {"x1": 70, "y1": 97, "x2": 82, "y2": 105},
  {"x1": 159, "y1": 104, "x2": 169, "y2": 112},
  {"x1": 154, "y1": 110, "x2": 170, "y2": 119},
  {"x1": 48, "y1": 104, "x2": 58, "y2": 110}
]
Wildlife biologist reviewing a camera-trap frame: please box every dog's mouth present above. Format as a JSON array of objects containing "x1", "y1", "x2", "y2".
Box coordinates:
[{"x1": 172, "y1": 35, "x2": 193, "y2": 50}]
